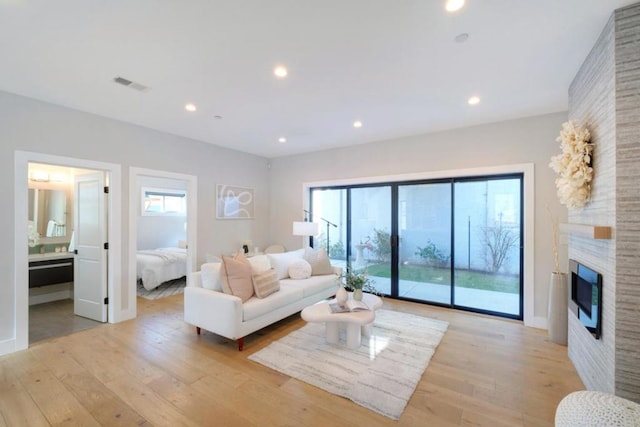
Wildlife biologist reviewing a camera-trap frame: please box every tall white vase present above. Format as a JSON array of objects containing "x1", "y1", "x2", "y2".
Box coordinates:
[
  {"x1": 336, "y1": 284, "x2": 348, "y2": 304},
  {"x1": 548, "y1": 272, "x2": 568, "y2": 345}
]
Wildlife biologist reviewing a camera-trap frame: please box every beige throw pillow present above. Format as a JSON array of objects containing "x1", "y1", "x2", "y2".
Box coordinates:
[
  {"x1": 304, "y1": 247, "x2": 334, "y2": 276},
  {"x1": 252, "y1": 269, "x2": 280, "y2": 298},
  {"x1": 220, "y1": 253, "x2": 254, "y2": 302}
]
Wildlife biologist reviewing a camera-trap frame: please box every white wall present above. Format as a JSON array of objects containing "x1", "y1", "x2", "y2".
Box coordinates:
[
  {"x1": 269, "y1": 112, "x2": 568, "y2": 322},
  {"x1": 136, "y1": 176, "x2": 187, "y2": 250},
  {"x1": 1, "y1": 90, "x2": 270, "y2": 354}
]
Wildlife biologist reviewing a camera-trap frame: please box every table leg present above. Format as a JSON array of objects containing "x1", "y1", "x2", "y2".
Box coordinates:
[
  {"x1": 345, "y1": 323, "x2": 361, "y2": 349},
  {"x1": 362, "y1": 322, "x2": 373, "y2": 338},
  {"x1": 325, "y1": 322, "x2": 339, "y2": 344}
]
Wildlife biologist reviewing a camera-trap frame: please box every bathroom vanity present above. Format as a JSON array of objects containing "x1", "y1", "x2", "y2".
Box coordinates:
[{"x1": 28, "y1": 252, "x2": 74, "y2": 288}]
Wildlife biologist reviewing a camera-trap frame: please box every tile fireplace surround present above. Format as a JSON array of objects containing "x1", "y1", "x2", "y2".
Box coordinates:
[{"x1": 566, "y1": 2, "x2": 640, "y2": 402}]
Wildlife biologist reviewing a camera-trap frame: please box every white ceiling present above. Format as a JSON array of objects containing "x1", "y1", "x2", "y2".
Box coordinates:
[{"x1": 0, "y1": 1, "x2": 635, "y2": 158}]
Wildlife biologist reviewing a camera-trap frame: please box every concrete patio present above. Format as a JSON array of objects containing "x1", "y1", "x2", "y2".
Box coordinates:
[{"x1": 368, "y1": 276, "x2": 520, "y2": 316}]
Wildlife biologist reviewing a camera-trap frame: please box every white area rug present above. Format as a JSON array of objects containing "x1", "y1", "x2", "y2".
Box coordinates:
[{"x1": 248, "y1": 309, "x2": 449, "y2": 420}]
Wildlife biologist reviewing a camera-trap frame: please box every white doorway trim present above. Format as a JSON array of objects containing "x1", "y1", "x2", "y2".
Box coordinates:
[
  {"x1": 13, "y1": 151, "x2": 122, "y2": 354},
  {"x1": 128, "y1": 167, "x2": 197, "y2": 319}
]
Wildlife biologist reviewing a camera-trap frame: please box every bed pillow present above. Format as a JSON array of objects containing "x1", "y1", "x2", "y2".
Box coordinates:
[
  {"x1": 303, "y1": 247, "x2": 334, "y2": 276},
  {"x1": 220, "y1": 253, "x2": 254, "y2": 302},
  {"x1": 247, "y1": 254, "x2": 271, "y2": 274},
  {"x1": 288, "y1": 259, "x2": 312, "y2": 280},
  {"x1": 201, "y1": 262, "x2": 223, "y2": 291},
  {"x1": 252, "y1": 269, "x2": 280, "y2": 298},
  {"x1": 267, "y1": 249, "x2": 305, "y2": 280}
]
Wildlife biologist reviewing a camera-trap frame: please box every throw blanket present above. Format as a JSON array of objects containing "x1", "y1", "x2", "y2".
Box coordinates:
[{"x1": 136, "y1": 248, "x2": 181, "y2": 264}]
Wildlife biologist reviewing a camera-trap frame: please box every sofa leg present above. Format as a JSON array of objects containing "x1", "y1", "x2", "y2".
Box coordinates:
[
  {"x1": 237, "y1": 337, "x2": 244, "y2": 351},
  {"x1": 196, "y1": 327, "x2": 201, "y2": 335}
]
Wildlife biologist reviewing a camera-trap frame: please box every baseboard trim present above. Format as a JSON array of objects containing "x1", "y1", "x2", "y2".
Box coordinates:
[
  {"x1": 0, "y1": 338, "x2": 16, "y2": 357},
  {"x1": 526, "y1": 316, "x2": 548, "y2": 330},
  {"x1": 29, "y1": 290, "x2": 72, "y2": 306}
]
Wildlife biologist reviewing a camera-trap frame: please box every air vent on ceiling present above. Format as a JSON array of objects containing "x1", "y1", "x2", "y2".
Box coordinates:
[{"x1": 113, "y1": 76, "x2": 150, "y2": 92}]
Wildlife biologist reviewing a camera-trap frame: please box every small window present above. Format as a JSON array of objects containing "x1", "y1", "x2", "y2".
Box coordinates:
[{"x1": 142, "y1": 187, "x2": 186, "y2": 216}]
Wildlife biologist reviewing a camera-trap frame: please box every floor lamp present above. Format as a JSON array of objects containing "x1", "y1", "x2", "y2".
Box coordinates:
[
  {"x1": 318, "y1": 216, "x2": 338, "y2": 255},
  {"x1": 297, "y1": 210, "x2": 337, "y2": 254},
  {"x1": 292, "y1": 221, "x2": 320, "y2": 247}
]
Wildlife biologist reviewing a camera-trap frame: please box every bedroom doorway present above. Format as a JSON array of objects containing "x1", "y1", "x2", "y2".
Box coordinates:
[{"x1": 129, "y1": 168, "x2": 197, "y2": 314}]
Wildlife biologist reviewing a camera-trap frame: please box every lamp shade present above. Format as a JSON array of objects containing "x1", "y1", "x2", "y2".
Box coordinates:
[{"x1": 292, "y1": 221, "x2": 319, "y2": 236}]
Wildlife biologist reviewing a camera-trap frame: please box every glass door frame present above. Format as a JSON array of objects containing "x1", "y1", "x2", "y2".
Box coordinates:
[
  {"x1": 309, "y1": 172, "x2": 525, "y2": 321},
  {"x1": 449, "y1": 174, "x2": 524, "y2": 320}
]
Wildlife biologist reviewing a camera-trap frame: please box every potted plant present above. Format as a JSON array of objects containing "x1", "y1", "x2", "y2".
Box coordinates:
[{"x1": 342, "y1": 266, "x2": 377, "y2": 301}]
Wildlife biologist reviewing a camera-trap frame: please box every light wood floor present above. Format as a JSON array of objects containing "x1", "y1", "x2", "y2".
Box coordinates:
[{"x1": 0, "y1": 294, "x2": 584, "y2": 426}]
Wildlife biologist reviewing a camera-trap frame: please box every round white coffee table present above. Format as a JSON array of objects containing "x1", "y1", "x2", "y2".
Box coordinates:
[{"x1": 301, "y1": 292, "x2": 383, "y2": 349}]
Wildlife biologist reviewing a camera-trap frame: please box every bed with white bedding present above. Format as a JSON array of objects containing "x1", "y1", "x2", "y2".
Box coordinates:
[{"x1": 136, "y1": 247, "x2": 187, "y2": 291}]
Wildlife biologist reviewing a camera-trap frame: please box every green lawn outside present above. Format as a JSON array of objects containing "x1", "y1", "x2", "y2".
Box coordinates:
[{"x1": 365, "y1": 263, "x2": 520, "y2": 294}]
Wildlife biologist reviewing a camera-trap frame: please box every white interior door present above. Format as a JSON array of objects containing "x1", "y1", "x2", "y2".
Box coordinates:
[{"x1": 73, "y1": 172, "x2": 108, "y2": 322}]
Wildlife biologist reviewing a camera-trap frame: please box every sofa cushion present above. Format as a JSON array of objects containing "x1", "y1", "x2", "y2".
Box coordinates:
[
  {"x1": 252, "y1": 269, "x2": 280, "y2": 298},
  {"x1": 267, "y1": 249, "x2": 305, "y2": 280},
  {"x1": 243, "y1": 284, "x2": 303, "y2": 321},
  {"x1": 248, "y1": 254, "x2": 271, "y2": 273},
  {"x1": 304, "y1": 247, "x2": 334, "y2": 276},
  {"x1": 201, "y1": 262, "x2": 222, "y2": 291},
  {"x1": 281, "y1": 274, "x2": 338, "y2": 298},
  {"x1": 288, "y1": 259, "x2": 312, "y2": 280},
  {"x1": 220, "y1": 253, "x2": 254, "y2": 302}
]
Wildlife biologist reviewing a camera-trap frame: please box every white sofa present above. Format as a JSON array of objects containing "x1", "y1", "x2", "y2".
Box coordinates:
[{"x1": 184, "y1": 250, "x2": 341, "y2": 350}]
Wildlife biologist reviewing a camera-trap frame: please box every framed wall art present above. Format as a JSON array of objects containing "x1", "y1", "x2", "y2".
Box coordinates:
[{"x1": 216, "y1": 184, "x2": 254, "y2": 219}]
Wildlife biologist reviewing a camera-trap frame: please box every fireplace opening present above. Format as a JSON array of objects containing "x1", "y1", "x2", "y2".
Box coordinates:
[{"x1": 570, "y1": 259, "x2": 602, "y2": 339}]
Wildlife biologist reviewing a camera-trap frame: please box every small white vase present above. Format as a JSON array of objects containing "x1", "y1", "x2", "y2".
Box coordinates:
[
  {"x1": 336, "y1": 284, "x2": 348, "y2": 304},
  {"x1": 353, "y1": 289, "x2": 363, "y2": 301}
]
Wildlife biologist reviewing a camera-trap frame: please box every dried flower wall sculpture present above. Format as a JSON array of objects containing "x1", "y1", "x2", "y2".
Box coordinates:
[{"x1": 549, "y1": 121, "x2": 594, "y2": 209}]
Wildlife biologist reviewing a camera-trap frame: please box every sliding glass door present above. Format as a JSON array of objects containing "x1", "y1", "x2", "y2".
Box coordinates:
[
  {"x1": 310, "y1": 173, "x2": 523, "y2": 320},
  {"x1": 453, "y1": 178, "x2": 522, "y2": 315},
  {"x1": 397, "y1": 183, "x2": 451, "y2": 304},
  {"x1": 350, "y1": 186, "x2": 392, "y2": 294},
  {"x1": 310, "y1": 188, "x2": 346, "y2": 263}
]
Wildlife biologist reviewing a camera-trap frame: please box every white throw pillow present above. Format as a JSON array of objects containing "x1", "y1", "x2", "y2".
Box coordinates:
[
  {"x1": 267, "y1": 249, "x2": 305, "y2": 279},
  {"x1": 201, "y1": 262, "x2": 222, "y2": 291},
  {"x1": 248, "y1": 254, "x2": 271, "y2": 274},
  {"x1": 288, "y1": 259, "x2": 312, "y2": 280}
]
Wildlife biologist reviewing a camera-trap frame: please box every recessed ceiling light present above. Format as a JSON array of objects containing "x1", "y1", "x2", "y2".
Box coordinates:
[
  {"x1": 468, "y1": 96, "x2": 481, "y2": 105},
  {"x1": 445, "y1": 0, "x2": 465, "y2": 12},
  {"x1": 278, "y1": 137, "x2": 287, "y2": 143},
  {"x1": 353, "y1": 120, "x2": 363, "y2": 128},
  {"x1": 185, "y1": 103, "x2": 197, "y2": 112},
  {"x1": 274, "y1": 66, "x2": 288, "y2": 78},
  {"x1": 454, "y1": 33, "x2": 469, "y2": 43}
]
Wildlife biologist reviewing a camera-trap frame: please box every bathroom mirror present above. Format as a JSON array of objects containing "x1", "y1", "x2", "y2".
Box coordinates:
[{"x1": 28, "y1": 188, "x2": 70, "y2": 240}]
